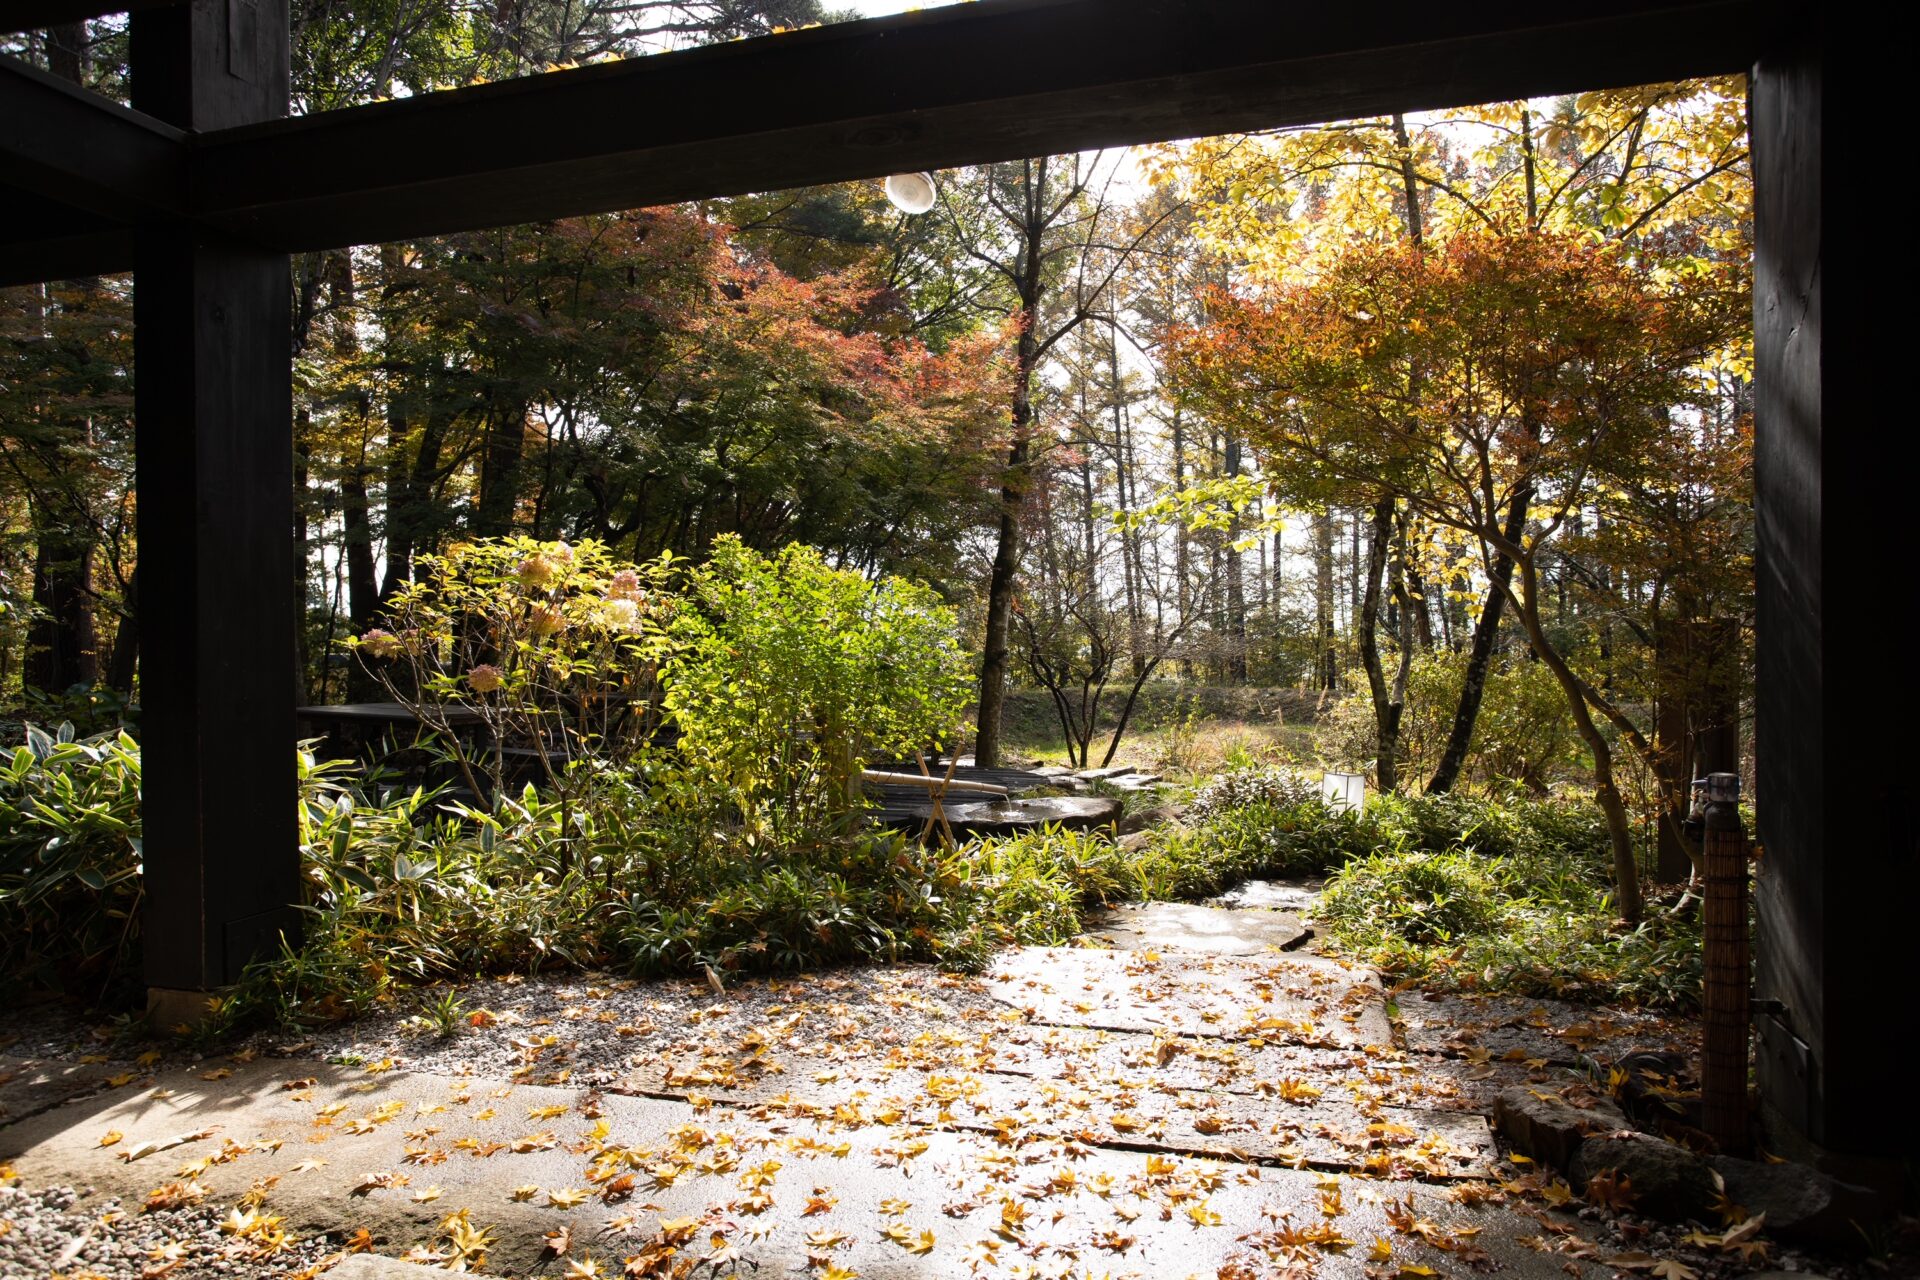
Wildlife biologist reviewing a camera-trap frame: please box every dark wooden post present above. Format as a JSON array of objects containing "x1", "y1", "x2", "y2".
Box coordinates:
[
  {"x1": 1752, "y1": 19, "x2": 1917, "y2": 1183},
  {"x1": 1699, "y1": 771, "x2": 1750, "y2": 1155},
  {"x1": 131, "y1": 0, "x2": 299, "y2": 1022}
]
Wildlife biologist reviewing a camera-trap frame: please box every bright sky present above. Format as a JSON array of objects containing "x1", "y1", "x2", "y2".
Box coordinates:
[{"x1": 837, "y1": 0, "x2": 969, "y2": 16}]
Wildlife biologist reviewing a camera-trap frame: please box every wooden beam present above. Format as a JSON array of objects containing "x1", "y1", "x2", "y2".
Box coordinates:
[
  {"x1": 0, "y1": 0, "x2": 177, "y2": 35},
  {"x1": 132, "y1": 0, "x2": 299, "y2": 1006},
  {"x1": 192, "y1": 0, "x2": 1763, "y2": 252},
  {"x1": 0, "y1": 52, "x2": 187, "y2": 224},
  {"x1": 0, "y1": 228, "x2": 133, "y2": 286}
]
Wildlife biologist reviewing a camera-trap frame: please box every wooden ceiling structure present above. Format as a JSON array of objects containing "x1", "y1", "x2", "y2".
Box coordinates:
[{"x1": 1, "y1": 0, "x2": 1902, "y2": 1185}]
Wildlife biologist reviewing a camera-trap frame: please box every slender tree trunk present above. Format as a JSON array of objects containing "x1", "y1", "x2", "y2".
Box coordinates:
[
  {"x1": 1110, "y1": 328, "x2": 1147, "y2": 679},
  {"x1": 25, "y1": 531, "x2": 99, "y2": 695},
  {"x1": 1426, "y1": 490, "x2": 1528, "y2": 793},
  {"x1": 45, "y1": 22, "x2": 86, "y2": 83},
  {"x1": 976, "y1": 159, "x2": 1053, "y2": 768},
  {"x1": 474, "y1": 401, "x2": 529, "y2": 537},
  {"x1": 1357, "y1": 497, "x2": 1399, "y2": 790},
  {"x1": 1224, "y1": 435, "x2": 1248, "y2": 683},
  {"x1": 975, "y1": 350, "x2": 1035, "y2": 768},
  {"x1": 104, "y1": 566, "x2": 138, "y2": 694},
  {"x1": 1509, "y1": 553, "x2": 1643, "y2": 922},
  {"x1": 1314, "y1": 511, "x2": 1336, "y2": 692}
]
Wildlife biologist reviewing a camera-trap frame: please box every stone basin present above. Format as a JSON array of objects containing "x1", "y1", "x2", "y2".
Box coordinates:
[{"x1": 939, "y1": 794, "x2": 1122, "y2": 837}]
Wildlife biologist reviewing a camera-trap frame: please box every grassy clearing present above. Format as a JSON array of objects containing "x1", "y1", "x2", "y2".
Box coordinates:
[{"x1": 996, "y1": 684, "x2": 1322, "y2": 780}]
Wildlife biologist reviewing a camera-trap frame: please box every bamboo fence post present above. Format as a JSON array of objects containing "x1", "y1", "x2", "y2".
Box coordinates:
[{"x1": 1700, "y1": 770, "x2": 1751, "y2": 1155}]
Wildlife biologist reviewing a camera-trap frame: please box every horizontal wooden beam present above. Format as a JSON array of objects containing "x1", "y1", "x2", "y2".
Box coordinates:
[
  {"x1": 0, "y1": 52, "x2": 187, "y2": 224},
  {"x1": 0, "y1": 0, "x2": 178, "y2": 35},
  {"x1": 192, "y1": 0, "x2": 1764, "y2": 253},
  {"x1": 0, "y1": 228, "x2": 133, "y2": 286}
]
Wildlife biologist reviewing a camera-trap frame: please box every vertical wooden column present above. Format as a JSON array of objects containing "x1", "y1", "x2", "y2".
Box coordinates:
[
  {"x1": 1752, "y1": 20, "x2": 1916, "y2": 1182},
  {"x1": 132, "y1": 0, "x2": 299, "y2": 1015},
  {"x1": 1699, "y1": 773, "x2": 1749, "y2": 1155}
]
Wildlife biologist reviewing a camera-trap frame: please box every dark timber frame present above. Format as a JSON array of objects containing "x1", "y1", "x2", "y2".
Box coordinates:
[{"x1": 2, "y1": 0, "x2": 1906, "y2": 1182}]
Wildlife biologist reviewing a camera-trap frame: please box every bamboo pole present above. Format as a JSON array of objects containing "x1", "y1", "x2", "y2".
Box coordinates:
[
  {"x1": 862, "y1": 769, "x2": 1009, "y2": 797},
  {"x1": 1700, "y1": 772, "x2": 1751, "y2": 1154}
]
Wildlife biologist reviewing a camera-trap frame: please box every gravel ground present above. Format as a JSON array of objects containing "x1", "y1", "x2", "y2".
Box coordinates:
[
  {"x1": 0, "y1": 1183, "x2": 348, "y2": 1279},
  {"x1": 253, "y1": 962, "x2": 1012, "y2": 1088}
]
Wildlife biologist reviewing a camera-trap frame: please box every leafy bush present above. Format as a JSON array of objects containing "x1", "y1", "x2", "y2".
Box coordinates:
[
  {"x1": 0, "y1": 724, "x2": 143, "y2": 997},
  {"x1": 666, "y1": 537, "x2": 972, "y2": 817},
  {"x1": 1317, "y1": 847, "x2": 1503, "y2": 944},
  {"x1": 350, "y1": 535, "x2": 678, "y2": 809},
  {"x1": 1318, "y1": 838, "x2": 1703, "y2": 1009},
  {"x1": 1186, "y1": 766, "x2": 1319, "y2": 822},
  {"x1": 959, "y1": 825, "x2": 1129, "y2": 946},
  {"x1": 1, "y1": 538, "x2": 983, "y2": 1025}
]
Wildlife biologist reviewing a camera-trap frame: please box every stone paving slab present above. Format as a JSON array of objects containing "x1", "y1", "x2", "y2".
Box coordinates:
[
  {"x1": 618, "y1": 1053, "x2": 1496, "y2": 1178},
  {"x1": 986, "y1": 946, "x2": 1394, "y2": 1048},
  {"x1": 983, "y1": 1024, "x2": 1525, "y2": 1114},
  {"x1": 928, "y1": 1072, "x2": 1497, "y2": 1177},
  {"x1": 1090, "y1": 901, "x2": 1309, "y2": 954},
  {"x1": 331, "y1": 1255, "x2": 445, "y2": 1278},
  {"x1": 1, "y1": 1056, "x2": 1576, "y2": 1279},
  {"x1": 1210, "y1": 877, "x2": 1326, "y2": 914},
  {"x1": 0, "y1": 1054, "x2": 144, "y2": 1126}
]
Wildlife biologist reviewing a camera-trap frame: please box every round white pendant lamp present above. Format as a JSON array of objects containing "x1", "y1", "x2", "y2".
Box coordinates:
[{"x1": 884, "y1": 171, "x2": 938, "y2": 215}]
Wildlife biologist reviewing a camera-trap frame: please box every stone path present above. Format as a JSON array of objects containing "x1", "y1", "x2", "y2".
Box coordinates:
[{"x1": 0, "y1": 894, "x2": 1701, "y2": 1278}]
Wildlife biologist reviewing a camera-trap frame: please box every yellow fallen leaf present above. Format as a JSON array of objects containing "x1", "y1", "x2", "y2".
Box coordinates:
[{"x1": 98, "y1": 1130, "x2": 124, "y2": 1148}]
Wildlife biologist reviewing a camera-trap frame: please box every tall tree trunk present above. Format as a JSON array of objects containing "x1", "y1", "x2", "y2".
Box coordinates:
[
  {"x1": 976, "y1": 313, "x2": 1037, "y2": 765},
  {"x1": 1314, "y1": 511, "x2": 1336, "y2": 692},
  {"x1": 293, "y1": 407, "x2": 312, "y2": 699},
  {"x1": 1357, "y1": 497, "x2": 1400, "y2": 790},
  {"x1": 1510, "y1": 553, "x2": 1643, "y2": 922},
  {"x1": 976, "y1": 158, "x2": 1052, "y2": 768},
  {"x1": 975, "y1": 421, "x2": 1031, "y2": 768},
  {"x1": 45, "y1": 21, "x2": 86, "y2": 82},
  {"x1": 25, "y1": 531, "x2": 99, "y2": 695},
  {"x1": 1110, "y1": 328, "x2": 1147, "y2": 679},
  {"x1": 1224, "y1": 435, "x2": 1247, "y2": 683},
  {"x1": 104, "y1": 565, "x2": 138, "y2": 694},
  {"x1": 1426, "y1": 490, "x2": 1528, "y2": 793},
  {"x1": 474, "y1": 401, "x2": 530, "y2": 537}
]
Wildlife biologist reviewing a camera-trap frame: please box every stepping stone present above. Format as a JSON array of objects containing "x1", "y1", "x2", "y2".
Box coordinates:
[
  {"x1": 985, "y1": 946, "x2": 1394, "y2": 1049},
  {"x1": 942, "y1": 1070, "x2": 1497, "y2": 1177},
  {"x1": 1210, "y1": 878, "x2": 1325, "y2": 913},
  {"x1": 1104, "y1": 773, "x2": 1165, "y2": 790},
  {"x1": 1073, "y1": 765, "x2": 1137, "y2": 781},
  {"x1": 332, "y1": 1257, "x2": 449, "y2": 1279},
  {"x1": 1090, "y1": 902, "x2": 1309, "y2": 955},
  {"x1": 0, "y1": 1055, "x2": 140, "y2": 1126},
  {"x1": 2, "y1": 1056, "x2": 1569, "y2": 1277}
]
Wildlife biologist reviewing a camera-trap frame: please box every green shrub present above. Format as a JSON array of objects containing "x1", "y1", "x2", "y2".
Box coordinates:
[
  {"x1": 1186, "y1": 765, "x2": 1319, "y2": 822},
  {"x1": 0, "y1": 725, "x2": 143, "y2": 997},
  {"x1": 960, "y1": 825, "x2": 1129, "y2": 946},
  {"x1": 349, "y1": 535, "x2": 679, "y2": 809},
  {"x1": 666, "y1": 537, "x2": 972, "y2": 817},
  {"x1": 1317, "y1": 838, "x2": 1702, "y2": 1008},
  {"x1": 1318, "y1": 847, "x2": 1503, "y2": 944}
]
